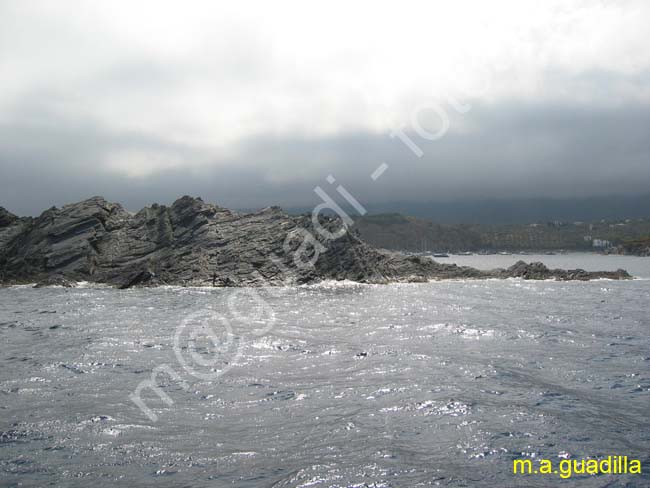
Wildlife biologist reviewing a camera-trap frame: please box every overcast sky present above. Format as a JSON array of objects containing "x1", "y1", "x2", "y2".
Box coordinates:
[{"x1": 1, "y1": 0, "x2": 650, "y2": 215}]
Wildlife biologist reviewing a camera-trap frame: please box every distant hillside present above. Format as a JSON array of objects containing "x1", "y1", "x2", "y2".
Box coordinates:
[
  {"x1": 618, "y1": 237, "x2": 650, "y2": 256},
  {"x1": 290, "y1": 193, "x2": 650, "y2": 225},
  {"x1": 354, "y1": 214, "x2": 650, "y2": 252}
]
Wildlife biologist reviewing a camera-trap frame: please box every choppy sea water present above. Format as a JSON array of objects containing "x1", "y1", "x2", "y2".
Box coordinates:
[{"x1": 1, "y1": 256, "x2": 649, "y2": 487}]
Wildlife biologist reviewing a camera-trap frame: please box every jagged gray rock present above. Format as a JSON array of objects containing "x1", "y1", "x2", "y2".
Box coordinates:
[
  {"x1": 0, "y1": 197, "x2": 632, "y2": 287},
  {"x1": 501, "y1": 260, "x2": 630, "y2": 281},
  {"x1": 0, "y1": 207, "x2": 18, "y2": 227},
  {"x1": 0, "y1": 207, "x2": 30, "y2": 266}
]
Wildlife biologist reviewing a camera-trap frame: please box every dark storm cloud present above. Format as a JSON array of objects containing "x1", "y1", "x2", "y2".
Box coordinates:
[
  {"x1": 2, "y1": 98, "x2": 650, "y2": 216},
  {"x1": 2, "y1": 1, "x2": 649, "y2": 216}
]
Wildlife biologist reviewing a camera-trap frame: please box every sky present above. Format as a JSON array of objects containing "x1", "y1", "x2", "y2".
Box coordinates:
[{"x1": 1, "y1": 0, "x2": 650, "y2": 216}]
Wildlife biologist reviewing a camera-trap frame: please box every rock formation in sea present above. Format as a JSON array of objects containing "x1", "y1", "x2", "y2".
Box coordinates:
[{"x1": 0, "y1": 196, "x2": 632, "y2": 287}]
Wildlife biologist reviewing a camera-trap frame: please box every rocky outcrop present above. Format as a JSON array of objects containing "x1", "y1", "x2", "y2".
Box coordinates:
[
  {"x1": 0, "y1": 207, "x2": 30, "y2": 270},
  {"x1": 0, "y1": 197, "x2": 632, "y2": 287},
  {"x1": 0, "y1": 207, "x2": 18, "y2": 227},
  {"x1": 500, "y1": 260, "x2": 630, "y2": 281}
]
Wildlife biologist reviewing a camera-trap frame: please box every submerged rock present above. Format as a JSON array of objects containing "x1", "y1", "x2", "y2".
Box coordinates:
[{"x1": 0, "y1": 197, "x2": 632, "y2": 287}]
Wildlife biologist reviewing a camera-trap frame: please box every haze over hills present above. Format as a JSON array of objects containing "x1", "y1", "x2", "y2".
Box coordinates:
[{"x1": 286, "y1": 193, "x2": 650, "y2": 225}]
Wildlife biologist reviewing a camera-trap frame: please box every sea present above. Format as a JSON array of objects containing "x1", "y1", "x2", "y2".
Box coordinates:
[{"x1": 1, "y1": 254, "x2": 649, "y2": 487}]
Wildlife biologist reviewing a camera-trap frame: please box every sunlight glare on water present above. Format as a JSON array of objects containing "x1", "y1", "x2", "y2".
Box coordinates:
[{"x1": 1, "y1": 257, "x2": 649, "y2": 487}]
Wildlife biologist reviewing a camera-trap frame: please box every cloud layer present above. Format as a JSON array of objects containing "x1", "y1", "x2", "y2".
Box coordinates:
[{"x1": 1, "y1": 1, "x2": 649, "y2": 215}]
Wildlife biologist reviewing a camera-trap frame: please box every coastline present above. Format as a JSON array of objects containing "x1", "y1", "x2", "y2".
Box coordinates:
[{"x1": 0, "y1": 197, "x2": 634, "y2": 289}]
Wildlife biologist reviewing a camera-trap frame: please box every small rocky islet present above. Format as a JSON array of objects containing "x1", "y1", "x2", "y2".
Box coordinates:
[{"x1": 0, "y1": 196, "x2": 631, "y2": 288}]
